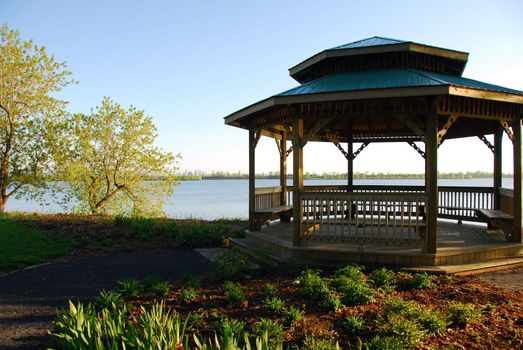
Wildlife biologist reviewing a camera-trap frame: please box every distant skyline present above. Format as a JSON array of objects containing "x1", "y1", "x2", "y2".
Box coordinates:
[{"x1": 2, "y1": 0, "x2": 522, "y2": 174}]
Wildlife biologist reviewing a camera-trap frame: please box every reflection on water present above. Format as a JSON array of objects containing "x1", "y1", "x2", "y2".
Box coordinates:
[{"x1": 6, "y1": 178, "x2": 514, "y2": 220}]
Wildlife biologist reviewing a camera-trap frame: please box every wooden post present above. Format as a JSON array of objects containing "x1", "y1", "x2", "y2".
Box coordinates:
[
  {"x1": 249, "y1": 130, "x2": 256, "y2": 231},
  {"x1": 493, "y1": 127, "x2": 503, "y2": 209},
  {"x1": 280, "y1": 131, "x2": 287, "y2": 206},
  {"x1": 292, "y1": 117, "x2": 304, "y2": 247},
  {"x1": 347, "y1": 136, "x2": 354, "y2": 192},
  {"x1": 425, "y1": 110, "x2": 438, "y2": 254},
  {"x1": 512, "y1": 118, "x2": 522, "y2": 243}
]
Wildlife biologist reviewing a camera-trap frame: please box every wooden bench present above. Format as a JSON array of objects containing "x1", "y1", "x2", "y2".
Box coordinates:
[
  {"x1": 252, "y1": 205, "x2": 293, "y2": 230},
  {"x1": 476, "y1": 209, "x2": 513, "y2": 241}
]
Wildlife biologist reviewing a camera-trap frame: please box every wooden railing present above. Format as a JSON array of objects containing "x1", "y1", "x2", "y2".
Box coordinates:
[
  {"x1": 301, "y1": 192, "x2": 426, "y2": 246},
  {"x1": 438, "y1": 186, "x2": 494, "y2": 221},
  {"x1": 254, "y1": 184, "x2": 510, "y2": 226},
  {"x1": 254, "y1": 187, "x2": 283, "y2": 211}
]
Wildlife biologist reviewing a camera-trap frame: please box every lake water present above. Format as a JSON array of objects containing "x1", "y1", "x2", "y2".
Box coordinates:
[{"x1": 6, "y1": 178, "x2": 514, "y2": 219}]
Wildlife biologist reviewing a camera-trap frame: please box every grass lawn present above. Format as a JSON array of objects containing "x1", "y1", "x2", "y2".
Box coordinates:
[{"x1": 0, "y1": 216, "x2": 75, "y2": 274}]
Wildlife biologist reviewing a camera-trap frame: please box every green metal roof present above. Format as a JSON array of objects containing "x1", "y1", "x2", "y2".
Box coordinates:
[
  {"x1": 278, "y1": 68, "x2": 523, "y2": 97},
  {"x1": 330, "y1": 36, "x2": 406, "y2": 50}
]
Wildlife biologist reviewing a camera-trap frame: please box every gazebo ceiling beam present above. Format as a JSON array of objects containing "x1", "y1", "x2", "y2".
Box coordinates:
[
  {"x1": 396, "y1": 115, "x2": 426, "y2": 138},
  {"x1": 251, "y1": 129, "x2": 262, "y2": 149},
  {"x1": 301, "y1": 119, "x2": 330, "y2": 147},
  {"x1": 500, "y1": 120, "x2": 515, "y2": 144},
  {"x1": 437, "y1": 115, "x2": 459, "y2": 145},
  {"x1": 477, "y1": 135, "x2": 495, "y2": 153},
  {"x1": 407, "y1": 141, "x2": 426, "y2": 159}
]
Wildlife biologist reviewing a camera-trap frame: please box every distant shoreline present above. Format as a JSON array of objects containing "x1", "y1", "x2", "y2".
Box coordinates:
[{"x1": 175, "y1": 172, "x2": 512, "y2": 181}]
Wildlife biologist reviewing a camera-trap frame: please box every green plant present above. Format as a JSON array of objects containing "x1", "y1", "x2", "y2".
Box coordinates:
[
  {"x1": 320, "y1": 291, "x2": 344, "y2": 311},
  {"x1": 182, "y1": 272, "x2": 201, "y2": 288},
  {"x1": 136, "y1": 302, "x2": 189, "y2": 348},
  {"x1": 343, "y1": 315, "x2": 365, "y2": 334},
  {"x1": 151, "y1": 280, "x2": 172, "y2": 297},
  {"x1": 142, "y1": 275, "x2": 161, "y2": 290},
  {"x1": 252, "y1": 318, "x2": 285, "y2": 346},
  {"x1": 416, "y1": 308, "x2": 448, "y2": 335},
  {"x1": 283, "y1": 305, "x2": 303, "y2": 325},
  {"x1": 222, "y1": 281, "x2": 246, "y2": 307},
  {"x1": 95, "y1": 289, "x2": 123, "y2": 309},
  {"x1": 447, "y1": 302, "x2": 481, "y2": 326},
  {"x1": 222, "y1": 318, "x2": 246, "y2": 338},
  {"x1": 378, "y1": 314, "x2": 426, "y2": 348},
  {"x1": 407, "y1": 272, "x2": 435, "y2": 290},
  {"x1": 366, "y1": 335, "x2": 404, "y2": 350},
  {"x1": 264, "y1": 296, "x2": 287, "y2": 314},
  {"x1": 117, "y1": 279, "x2": 142, "y2": 298},
  {"x1": 369, "y1": 268, "x2": 396, "y2": 290},
  {"x1": 302, "y1": 335, "x2": 341, "y2": 350},
  {"x1": 299, "y1": 269, "x2": 330, "y2": 300},
  {"x1": 179, "y1": 287, "x2": 197, "y2": 303},
  {"x1": 186, "y1": 308, "x2": 207, "y2": 330},
  {"x1": 335, "y1": 279, "x2": 375, "y2": 306},
  {"x1": 383, "y1": 297, "x2": 448, "y2": 336},
  {"x1": 212, "y1": 249, "x2": 249, "y2": 281},
  {"x1": 263, "y1": 283, "x2": 278, "y2": 298},
  {"x1": 333, "y1": 264, "x2": 365, "y2": 281}
]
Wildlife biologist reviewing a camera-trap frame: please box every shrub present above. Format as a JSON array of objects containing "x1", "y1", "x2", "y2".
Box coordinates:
[
  {"x1": 333, "y1": 264, "x2": 365, "y2": 281},
  {"x1": 383, "y1": 297, "x2": 448, "y2": 336},
  {"x1": 95, "y1": 289, "x2": 123, "y2": 309},
  {"x1": 181, "y1": 272, "x2": 201, "y2": 288},
  {"x1": 151, "y1": 280, "x2": 172, "y2": 297},
  {"x1": 263, "y1": 283, "x2": 278, "y2": 298},
  {"x1": 252, "y1": 318, "x2": 285, "y2": 346},
  {"x1": 378, "y1": 314, "x2": 426, "y2": 349},
  {"x1": 407, "y1": 272, "x2": 435, "y2": 290},
  {"x1": 264, "y1": 296, "x2": 287, "y2": 314},
  {"x1": 117, "y1": 279, "x2": 142, "y2": 298},
  {"x1": 320, "y1": 291, "x2": 344, "y2": 311},
  {"x1": 299, "y1": 269, "x2": 330, "y2": 300},
  {"x1": 283, "y1": 305, "x2": 303, "y2": 325},
  {"x1": 50, "y1": 301, "x2": 188, "y2": 349},
  {"x1": 335, "y1": 279, "x2": 374, "y2": 306},
  {"x1": 114, "y1": 215, "x2": 155, "y2": 240},
  {"x1": 369, "y1": 268, "x2": 396, "y2": 290},
  {"x1": 179, "y1": 287, "x2": 197, "y2": 303},
  {"x1": 142, "y1": 275, "x2": 162, "y2": 290},
  {"x1": 212, "y1": 249, "x2": 249, "y2": 281},
  {"x1": 222, "y1": 281, "x2": 246, "y2": 307},
  {"x1": 447, "y1": 302, "x2": 481, "y2": 326},
  {"x1": 416, "y1": 308, "x2": 448, "y2": 335},
  {"x1": 366, "y1": 335, "x2": 404, "y2": 350},
  {"x1": 343, "y1": 315, "x2": 365, "y2": 335},
  {"x1": 302, "y1": 335, "x2": 341, "y2": 350}
]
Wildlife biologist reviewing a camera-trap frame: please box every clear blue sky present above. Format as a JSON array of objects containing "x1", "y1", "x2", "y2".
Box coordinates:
[{"x1": 2, "y1": 0, "x2": 522, "y2": 174}]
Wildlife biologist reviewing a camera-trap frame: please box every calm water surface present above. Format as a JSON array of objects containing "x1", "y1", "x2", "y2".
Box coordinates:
[{"x1": 6, "y1": 178, "x2": 514, "y2": 219}]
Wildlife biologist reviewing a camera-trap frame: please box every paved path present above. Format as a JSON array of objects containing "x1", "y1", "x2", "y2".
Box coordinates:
[{"x1": 0, "y1": 249, "x2": 210, "y2": 349}]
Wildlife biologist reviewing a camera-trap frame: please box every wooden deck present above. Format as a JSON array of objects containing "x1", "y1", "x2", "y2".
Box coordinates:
[{"x1": 237, "y1": 219, "x2": 523, "y2": 267}]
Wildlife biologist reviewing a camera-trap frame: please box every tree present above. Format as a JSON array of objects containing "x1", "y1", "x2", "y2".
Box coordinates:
[
  {"x1": 0, "y1": 24, "x2": 73, "y2": 212},
  {"x1": 58, "y1": 97, "x2": 180, "y2": 216}
]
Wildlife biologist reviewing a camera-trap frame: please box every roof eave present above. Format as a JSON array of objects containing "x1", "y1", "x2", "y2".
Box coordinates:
[
  {"x1": 448, "y1": 85, "x2": 523, "y2": 104},
  {"x1": 224, "y1": 85, "x2": 451, "y2": 127},
  {"x1": 289, "y1": 42, "x2": 469, "y2": 81}
]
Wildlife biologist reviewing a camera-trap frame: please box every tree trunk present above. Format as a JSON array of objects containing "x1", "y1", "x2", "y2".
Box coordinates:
[{"x1": 0, "y1": 196, "x2": 6, "y2": 213}]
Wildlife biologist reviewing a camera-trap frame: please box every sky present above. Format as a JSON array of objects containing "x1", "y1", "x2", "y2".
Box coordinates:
[{"x1": 1, "y1": 0, "x2": 522, "y2": 175}]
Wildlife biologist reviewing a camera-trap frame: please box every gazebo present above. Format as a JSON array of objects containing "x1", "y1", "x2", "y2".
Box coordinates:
[{"x1": 225, "y1": 37, "x2": 523, "y2": 267}]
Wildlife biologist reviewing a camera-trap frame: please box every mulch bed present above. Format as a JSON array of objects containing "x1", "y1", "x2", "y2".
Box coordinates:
[{"x1": 123, "y1": 271, "x2": 522, "y2": 349}]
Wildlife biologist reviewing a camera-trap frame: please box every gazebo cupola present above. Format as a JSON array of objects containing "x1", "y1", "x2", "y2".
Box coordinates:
[
  {"x1": 225, "y1": 36, "x2": 523, "y2": 266},
  {"x1": 289, "y1": 36, "x2": 468, "y2": 84}
]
